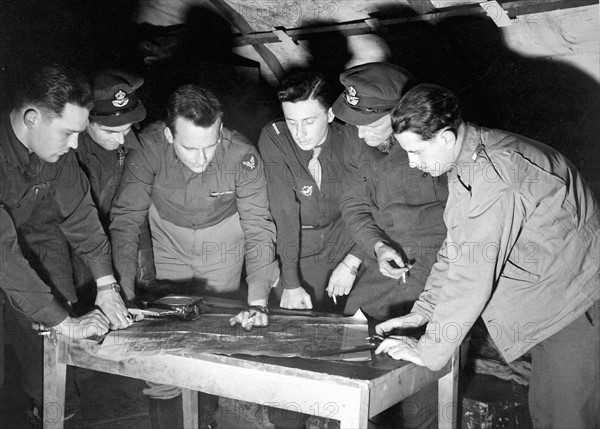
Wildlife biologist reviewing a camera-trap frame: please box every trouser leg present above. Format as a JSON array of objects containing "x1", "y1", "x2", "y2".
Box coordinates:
[
  {"x1": 529, "y1": 300, "x2": 600, "y2": 428},
  {"x1": 3, "y1": 301, "x2": 43, "y2": 405},
  {"x1": 148, "y1": 210, "x2": 257, "y2": 427}
]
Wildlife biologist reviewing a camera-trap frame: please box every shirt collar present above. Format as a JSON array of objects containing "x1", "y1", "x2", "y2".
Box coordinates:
[
  {"x1": 447, "y1": 122, "x2": 483, "y2": 190},
  {"x1": 2, "y1": 113, "x2": 41, "y2": 172},
  {"x1": 299, "y1": 125, "x2": 332, "y2": 159},
  {"x1": 455, "y1": 122, "x2": 481, "y2": 165}
]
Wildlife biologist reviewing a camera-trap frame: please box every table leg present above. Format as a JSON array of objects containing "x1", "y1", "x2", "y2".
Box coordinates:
[
  {"x1": 43, "y1": 336, "x2": 66, "y2": 429},
  {"x1": 438, "y1": 349, "x2": 460, "y2": 429},
  {"x1": 182, "y1": 388, "x2": 199, "y2": 429},
  {"x1": 336, "y1": 387, "x2": 369, "y2": 429}
]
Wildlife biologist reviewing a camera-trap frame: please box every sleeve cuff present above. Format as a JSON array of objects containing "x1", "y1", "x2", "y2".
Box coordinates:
[
  {"x1": 246, "y1": 260, "x2": 280, "y2": 303},
  {"x1": 29, "y1": 298, "x2": 69, "y2": 327},
  {"x1": 96, "y1": 275, "x2": 117, "y2": 286},
  {"x1": 280, "y1": 266, "x2": 302, "y2": 290}
]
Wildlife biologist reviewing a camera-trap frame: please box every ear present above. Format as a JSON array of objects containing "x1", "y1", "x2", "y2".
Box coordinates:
[
  {"x1": 163, "y1": 126, "x2": 174, "y2": 144},
  {"x1": 440, "y1": 128, "x2": 457, "y2": 148},
  {"x1": 327, "y1": 108, "x2": 335, "y2": 123},
  {"x1": 23, "y1": 108, "x2": 39, "y2": 130}
]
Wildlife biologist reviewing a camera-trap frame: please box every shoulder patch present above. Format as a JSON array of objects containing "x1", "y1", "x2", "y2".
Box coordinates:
[{"x1": 241, "y1": 153, "x2": 256, "y2": 171}]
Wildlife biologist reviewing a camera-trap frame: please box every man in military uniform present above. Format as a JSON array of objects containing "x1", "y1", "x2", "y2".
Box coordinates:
[
  {"x1": 332, "y1": 62, "x2": 447, "y2": 428},
  {"x1": 110, "y1": 84, "x2": 279, "y2": 428},
  {"x1": 332, "y1": 62, "x2": 448, "y2": 322},
  {"x1": 73, "y1": 70, "x2": 154, "y2": 299},
  {"x1": 0, "y1": 65, "x2": 130, "y2": 423},
  {"x1": 378, "y1": 83, "x2": 599, "y2": 428},
  {"x1": 258, "y1": 71, "x2": 360, "y2": 312}
]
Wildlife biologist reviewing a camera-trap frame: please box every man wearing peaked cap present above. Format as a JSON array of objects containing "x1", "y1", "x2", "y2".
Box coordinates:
[
  {"x1": 332, "y1": 62, "x2": 412, "y2": 127},
  {"x1": 71, "y1": 70, "x2": 155, "y2": 298},
  {"x1": 89, "y1": 70, "x2": 146, "y2": 128},
  {"x1": 332, "y1": 63, "x2": 447, "y2": 429}
]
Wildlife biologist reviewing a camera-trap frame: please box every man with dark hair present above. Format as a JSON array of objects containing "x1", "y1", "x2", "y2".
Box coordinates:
[
  {"x1": 331, "y1": 62, "x2": 447, "y2": 428},
  {"x1": 0, "y1": 64, "x2": 131, "y2": 423},
  {"x1": 110, "y1": 84, "x2": 279, "y2": 428},
  {"x1": 377, "y1": 83, "x2": 600, "y2": 428},
  {"x1": 20, "y1": 70, "x2": 154, "y2": 308},
  {"x1": 258, "y1": 71, "x2": 360, "y2": 312}
]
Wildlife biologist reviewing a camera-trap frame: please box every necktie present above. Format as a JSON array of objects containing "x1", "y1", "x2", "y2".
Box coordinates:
[{"x1": 308, "y1": 146, "x2": 322, "y2": 189}]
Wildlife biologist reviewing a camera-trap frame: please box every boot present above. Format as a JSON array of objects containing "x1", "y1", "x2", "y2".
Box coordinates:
[{"x1": 149, "y1": 395, "x2": 183, "y2": 429}]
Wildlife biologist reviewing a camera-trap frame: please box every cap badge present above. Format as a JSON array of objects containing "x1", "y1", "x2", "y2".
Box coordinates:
[
  {"x1": 345, "y1": 85, "x2": 359, "y2": 106},
  {"x1": 241, "y1": 154, "x2": 256, "y2": 171},
  {"x1": 112, "y1": 90, "x2": 130, "y2": 108},
  {"x1": 301, "y1": 185, "x2": 313, "y2": 196}
]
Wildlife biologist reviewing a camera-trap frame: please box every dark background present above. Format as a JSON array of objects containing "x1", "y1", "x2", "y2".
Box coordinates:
[{"x1": 1, "y1": 0, "x2": 598, "y2": 199}]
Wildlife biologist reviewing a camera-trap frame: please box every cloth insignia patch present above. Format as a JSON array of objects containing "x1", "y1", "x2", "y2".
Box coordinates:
[
  {"x1": 345, "y1": 85, "x2": 359, "y2": 106},
  {"x1": 241, "y1": 153, "x2": 256, "y2": 171},
  {"x1": 301, "y1": 185, "x2": 313, "y2": 196},
  {"x1": 112, "y1": 90, "x2": 129, "y2": 107}
]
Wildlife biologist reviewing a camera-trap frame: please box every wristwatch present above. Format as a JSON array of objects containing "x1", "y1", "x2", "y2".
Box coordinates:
[
  {"x1": 248, "y1": 305, "x2": 269, "y2": 315},
  {"x1": 97, "y1": 282, "x2": 121, "y2": 293}
]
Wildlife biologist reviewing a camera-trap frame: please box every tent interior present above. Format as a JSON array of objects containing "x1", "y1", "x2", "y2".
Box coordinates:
[{"x1": 0, "y1": 1, "x2": 599, "y2": 428}]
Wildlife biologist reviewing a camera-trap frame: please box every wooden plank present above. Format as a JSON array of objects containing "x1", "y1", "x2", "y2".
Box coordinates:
[
  {"x1": 62, "y1": 345, "x2": 372, "y2": 421},
  {"x1": 232, "y1": 0, "x2": 598, "y2": 47},
  {"x1": 43, "y1": 337, "x2": 66, "y2": 429},
  {"x1": 438, "y1": 349, "x2": 460, "y2": 429},
  {"x1": 207, "y1": 0, "x2": 285, "y2": 81},
  {"x1": 368, "y1": 359, "x2": 452, "y2": 418},
  {"x1": 182, "y1": 389, "x2": 199, "y2": 429},
  {"x1": 337, "y1": 387, "x2": 369, "y2": 429},
  {"x1": 62, "y1": 341, "x2": 389, "y2": 388}
]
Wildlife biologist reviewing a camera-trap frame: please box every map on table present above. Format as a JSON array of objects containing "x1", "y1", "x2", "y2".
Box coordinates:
[{"x1": 94, "y1": 311, "x2": 371, "y2": 361}]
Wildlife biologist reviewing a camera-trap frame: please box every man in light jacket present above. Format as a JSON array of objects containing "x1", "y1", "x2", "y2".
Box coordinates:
[{"x1": 377, "y1": 83, "x2": 599, "y2": 428}]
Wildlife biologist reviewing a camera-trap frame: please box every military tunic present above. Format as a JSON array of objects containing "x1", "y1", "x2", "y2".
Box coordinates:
[
  {"x1": 340, "y1": 126, "x2": 449, "y2": 320},
  {"x1": 0, "y1": 114, "x2": 113, "y2": 326},
  {"x1": 110, "y1": 122, "x2": 278, "y2": 302},
  {"x1": 74, "y1": 130, "x2": 155, "y2": 293},
  {"x1": 76, "y1": 130, "x2": 141, "y2": 225},
  {"x1": 258, "y1": 120, "x2": 357, "y2": 309}
]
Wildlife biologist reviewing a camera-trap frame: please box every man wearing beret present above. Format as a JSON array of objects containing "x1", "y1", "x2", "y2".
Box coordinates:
[
  {"x1": 110, "y1": 84, "x2": 279, "y2": 428},
  {"x1": 331, "y1": 62, "x2": 447, "y2": 428},
  {"x1": 72, "y1": 70, "x2": 154, "y2": 297},
  {"x1": 0, "y1": 65, "x2": 130, "y2": 423}
]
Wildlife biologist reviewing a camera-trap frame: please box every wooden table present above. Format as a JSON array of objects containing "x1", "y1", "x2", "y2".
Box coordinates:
[{"x1": 43, "y1": 330, "x2": 459, "y2": 429}]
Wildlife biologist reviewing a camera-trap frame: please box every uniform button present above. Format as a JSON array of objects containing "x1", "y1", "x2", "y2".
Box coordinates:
[
  {"x1": 322, "y1": 193, "x2": 327, "y2": 198},
  {"x1": 363, "y1": 177, "x2": 367, "y2": 182},
  {"x1": 422, "y1": 172, "x2": 428, "y2": 178}
]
